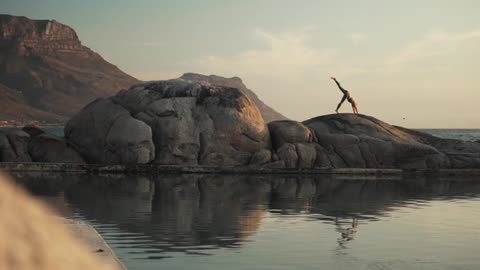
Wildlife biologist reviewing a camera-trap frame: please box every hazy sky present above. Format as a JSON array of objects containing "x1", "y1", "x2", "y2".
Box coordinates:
[{"x1": 3, "y1": 0, "x2": 479, "y2": 128}]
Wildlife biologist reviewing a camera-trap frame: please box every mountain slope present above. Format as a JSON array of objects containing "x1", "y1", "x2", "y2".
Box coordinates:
[
  {"x1": 180, "y1": 73, "x2": 288, "y2": 123},
  {"x1": 0, "y1": 14, "x2": 140, "y2": 124}
]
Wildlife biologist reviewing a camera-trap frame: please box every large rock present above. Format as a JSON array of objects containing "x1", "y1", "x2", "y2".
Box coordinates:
[
  {"x1": 54, "y1": 84, "x2": 480, "y2": 169},
  {"x1": 67, "y1": 79, "x2": 271, "y2": 166},
  {"x1": 394, "y1": 126, "x2": 480, "y2": 169},
  {"x1": 249, "y1": 149, "x2": 272, "y2": 166},
  {"x1": 268, "y1": 120, "x2": 314, "y2": 149},
  {"x1": 276, "y1": 143, "x2": 298, "y2": 168},
  {"x1": 22, "y1": 125, "x2": 45, "y2": 137},
  {"x1": 303, "y1": 114, "x2": 451, "y2": 169},
  {"x1": 180, "y1": 73, "x2": 288, "y2": 123},
  {"x1": 0, "y1": 129, "x2": 32, "y2": 162},
  {"x1": 264, "y1": 113, "x2": 480, "y2": 170},
  {"x1": 0, "y1": 133, "x2": 16, "y2": 161},
  {"x1": 295, "y1": 143, "x2": 317, "y2": 169},
  {"x1": 65, "y1": 98, "x2": 154, "y2": 164},
  {"x1": 303, "y1": 114, "x2": 472, "y2": 169},
  {"x1": 28, "y1": 133, "x2": 85, "y2": 163}
]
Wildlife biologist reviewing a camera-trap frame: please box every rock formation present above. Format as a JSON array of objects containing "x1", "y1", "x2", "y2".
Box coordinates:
[
  {"x1": 60, "y1": 78, "x2": 480, "y2": 169},
  {"x1": 1, "y1": 72, "x2": 479, "y2": 169},
  {"x1": 269, "y1": 115, "x2": 454, "y2": 169},
  {"x1": 180, "y1": 73, "x2": 288, "y2": 123},
  {"x1": 0, "y1": 14, "x2": 139, "y2": 124},
  {"x1": 64, "y1": 98, "x2": 154, "y2": 164},
  {"x1": 65, "y1": 79, "x2": 271, "y2": 166},
  {"x1": 0, "y1": 126, "x2": 83, "y2": 163}
]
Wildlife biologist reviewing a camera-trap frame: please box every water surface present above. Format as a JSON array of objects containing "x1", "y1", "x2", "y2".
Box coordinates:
[{"x1": 12, "y1": 173, "x2": 480, "y2": 270}]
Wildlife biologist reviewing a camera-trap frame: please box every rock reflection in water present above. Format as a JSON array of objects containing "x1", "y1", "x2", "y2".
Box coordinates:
[{"x1": 12, "y1": 173, "x2": 480, "y2": 258}]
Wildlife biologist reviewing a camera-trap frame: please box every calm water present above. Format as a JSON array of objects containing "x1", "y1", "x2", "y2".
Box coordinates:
[
  {"x1": 419, "y1": 129, "x2": 480, "y2": 141},
  {"x1": 0, "y1": 127, "x2": 64, "y2": 137},
  {"x1": 11, "y1": 173, "x2": 480, "y2": 270}
]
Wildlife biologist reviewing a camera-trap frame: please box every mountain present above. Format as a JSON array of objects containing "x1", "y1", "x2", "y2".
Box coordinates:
[
  {"x1": 180, "y1": 73, "x2": 288, "y2": 123},
  {"x1": 0, "y1": 14, "x2": 140, "y2": 125}
]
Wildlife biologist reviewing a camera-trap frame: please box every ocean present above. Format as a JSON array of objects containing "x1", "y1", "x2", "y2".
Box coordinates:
[{"x1": 419, "y1": 129, "x2": 480, "y2": 142}]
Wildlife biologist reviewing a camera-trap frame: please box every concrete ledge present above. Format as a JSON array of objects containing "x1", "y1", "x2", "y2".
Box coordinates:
[
  {"x1": 65, "y1": 219, "x2": 127, "y2": 270},
  {"x1": 2, "y1": 162, "x2": 480, "y2": 176}
]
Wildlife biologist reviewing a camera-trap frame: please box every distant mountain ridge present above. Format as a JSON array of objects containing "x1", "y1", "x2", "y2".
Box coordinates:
[
  {"x1": 0, "y1": 15, "x2": 287, "y2": 125},
  {"x1": 0, "y1": 14, "x2": 140, "y2": 125},
  {"x1": 180, "y1": 73, "x2": 288, "y2": 122}
]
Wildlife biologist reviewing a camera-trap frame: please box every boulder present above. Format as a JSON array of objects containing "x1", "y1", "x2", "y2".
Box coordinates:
[
  {"x1": 28, "y1": 133, "x2": 85, "y2": 163},
  {"x1": 65, "y1": 98, "x2": 155, "y2": 164},
  {"x1": 112, "y1": 79, "x2": 271, "y2": 166},
  {"x1": 22, "y1": 125, "x2": 45, "y2": 137},
  {"x1": 56, "y1": 81, "x2": 480, "y2": 169},
  {"x1": 180, "y1": 73, "x2": 288, "y2": 122},
  {"x1": 303, "y1": 114, "x2": 453, "y2": 169},
  {"x1": 0, "y1": 129, "x2": 32, "y2": 162},
  {"x1": 249, "y1": 149, "x2": 272, "y2": 166},
  {"x1": 276, "y1": 143, "x2": 298, "y2": 168},
  {"x1": 0, "y1": 133, "x2": 15, "y2": 161},
  {"x1": 295, "y1": 143, "x2": 317, "y2": 169},
  {"x1": 394, "y1": 126, "x2": 480, "y2": 169},
  {"x1": 268, "y1": 120, "x2": 314, "y2": 149}
]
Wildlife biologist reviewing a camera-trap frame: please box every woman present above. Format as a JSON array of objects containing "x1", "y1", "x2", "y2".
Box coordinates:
[{"x1": 331, "y1": 77, "x2": 359, "y2": 114}]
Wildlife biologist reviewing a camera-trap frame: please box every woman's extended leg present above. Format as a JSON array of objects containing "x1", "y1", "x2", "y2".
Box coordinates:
[
  {"x1": 336, "y1": 95, "x2": 347, "y2": 113},
  {"x1": 352, "y1": 104, "x2": 359, "y2": 114}
]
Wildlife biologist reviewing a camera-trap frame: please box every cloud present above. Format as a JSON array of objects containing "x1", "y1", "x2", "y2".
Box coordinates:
[
  {"x1": 190, "y1": 29, "x2": 337, "y2": 82},
  {"x1": 131, "y1": 70, "x2": 182, "y2": 81},
  {"x1": 388, "y1": 29, "x2": 480, "y2": 66},
  {"x1": 130, "y1": 41, "x2": 164, "y2": 47},
  {"x1": 348, "y1": 32, "x2": 367, "y2": 45}
]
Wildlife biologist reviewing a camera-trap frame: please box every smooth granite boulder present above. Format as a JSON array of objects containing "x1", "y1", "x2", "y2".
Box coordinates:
[
  {"x1": 268, "y1": 120, "x2": 314, "y2": 149},
  {"x1": 302, "y1": 114, "x2": 451, "y2": 169},
  {"x1": 28, "y1": 133, "x2": 85, "y2": 163},
  {"x1": 112, "y1": 79, "x2": 271, "y2": 166},
  {"x1": 264, "y1": 114, "x2": 480, "y2": 169},
  {"x1": 65, "y1": 98, "x2": 155, "y2": 164}
]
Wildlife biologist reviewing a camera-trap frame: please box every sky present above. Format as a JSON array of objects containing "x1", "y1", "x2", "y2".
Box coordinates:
[{"x1": 2, "y1": 0, "x2": 480, "y2": 128}]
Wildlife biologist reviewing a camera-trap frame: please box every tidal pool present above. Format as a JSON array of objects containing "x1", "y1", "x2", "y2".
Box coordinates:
[{"x1": 11, "y1": 173, "x2": 480, "y2": 270}]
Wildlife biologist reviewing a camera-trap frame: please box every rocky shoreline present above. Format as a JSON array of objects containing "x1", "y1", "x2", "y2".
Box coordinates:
[{"x1": 1, "y1": 79, "x2": 479, "y2": 170}]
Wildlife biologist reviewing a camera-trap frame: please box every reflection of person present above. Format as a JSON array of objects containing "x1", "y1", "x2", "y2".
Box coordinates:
[
  {"x1": 331, "y1": 77, "x2": 359, "y2": 114},
  {"x1": 335, "y1": 217, "x2": 358, "y2": 249}
]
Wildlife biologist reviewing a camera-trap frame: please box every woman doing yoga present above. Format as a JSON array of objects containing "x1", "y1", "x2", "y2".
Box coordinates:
[{"x1": 331, "y1": 77, "x2": 359, "y2": 114}]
